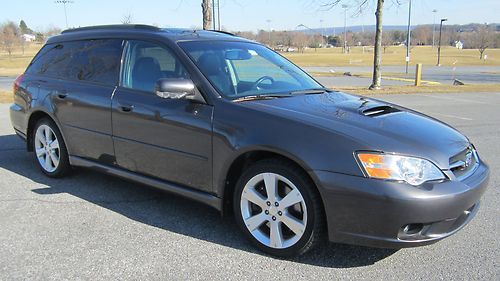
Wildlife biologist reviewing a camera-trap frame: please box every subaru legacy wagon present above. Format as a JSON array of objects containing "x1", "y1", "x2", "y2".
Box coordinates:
[{"x1": 10, "y1": 25, "x2": 489, "y2": 257}]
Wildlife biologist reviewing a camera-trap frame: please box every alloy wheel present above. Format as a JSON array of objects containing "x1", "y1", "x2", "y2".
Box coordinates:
[
  {"x1": 240, "y1": 172, "x2": 307, "y2": 249},
  {"x1": 34, "y1": 124, "x2": 60, "y2": 173}
]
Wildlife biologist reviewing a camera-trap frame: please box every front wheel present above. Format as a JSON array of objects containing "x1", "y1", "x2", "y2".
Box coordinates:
[
  {"x1": 233, "y1": 159, "x2": 324, "y2": 257},
  {"x1": 32, "y1": 118, "x2": 71, "y2": 177}
]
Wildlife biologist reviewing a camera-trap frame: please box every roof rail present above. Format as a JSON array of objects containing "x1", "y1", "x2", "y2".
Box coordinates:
[
  {"x1": 61, "y1": 24, "x2": 160, "y2": 34},
  {"x1": 207, "y1": 29, "x2": 236, "y2": 36}
]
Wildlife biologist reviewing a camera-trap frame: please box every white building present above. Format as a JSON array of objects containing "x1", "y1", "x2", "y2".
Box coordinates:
[
  {"x1": 22, "y1": 34, "x2": 36, "y2": 42},
  {"x1": 454, "y1": 40, "x2": 464, "y2": 49}
]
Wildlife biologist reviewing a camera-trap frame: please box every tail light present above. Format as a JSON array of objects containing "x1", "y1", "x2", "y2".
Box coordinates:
[{"x1": 13, "y1": 74, "x2": 25, "y2": 94}]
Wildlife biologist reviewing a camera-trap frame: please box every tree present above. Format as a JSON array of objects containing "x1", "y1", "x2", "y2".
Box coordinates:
[
  {"x1": 412, "y1": 26, "x2": 431, "y2": 45},
  {"x1": 322, "y1": 0, "x2": 390, "y2": 90},
  {"x1": 121, "y1": 13, "x2": 133, "y2": 24},
  {"x1": 19, "y1": 20, "x2": 32, "y2": 34},
  {"x1": 0, "y1": 22, "x2": 20, "y2": 58},
  {"x1": 369, "y1": 0, "x2": 383, "y2": 89},
  {"x1": 201, "y1": 0, "x2": 212, "y2": 30},
  {"x1": 475, "y1": 24, "x2": 493, "y2": 60},
  {"x1": 381, "y1": 30, "x2": 392, "y2": 53}
]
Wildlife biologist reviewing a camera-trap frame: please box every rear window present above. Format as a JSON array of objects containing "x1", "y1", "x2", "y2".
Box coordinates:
[{"x1": 27, "y1": 39, "x2": 123, "y2": 86}]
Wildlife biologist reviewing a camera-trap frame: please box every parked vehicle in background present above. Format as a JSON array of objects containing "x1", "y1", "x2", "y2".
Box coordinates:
[{"x1": 10, "y1": 25, "x2": 489, "y2": 257}]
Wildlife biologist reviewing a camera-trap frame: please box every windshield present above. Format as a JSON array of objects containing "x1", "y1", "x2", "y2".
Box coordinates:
[{"x1": 179, "y1": 41, "x2": 322, "y2": 99}]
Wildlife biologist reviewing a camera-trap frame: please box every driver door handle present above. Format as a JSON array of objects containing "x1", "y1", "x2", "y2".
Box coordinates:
[{"x1": 119, "y1": 104, "x2": 134, "y2": 112}]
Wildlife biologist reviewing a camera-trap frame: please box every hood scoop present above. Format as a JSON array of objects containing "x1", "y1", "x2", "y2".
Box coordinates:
[{"x1": 361, "y1": 105, "x2": 401, "y2": 117}]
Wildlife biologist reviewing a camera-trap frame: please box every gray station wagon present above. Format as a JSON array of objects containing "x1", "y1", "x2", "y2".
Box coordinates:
[{"x1": 10, "y1": 25, "x2": 489, "y2": 257}]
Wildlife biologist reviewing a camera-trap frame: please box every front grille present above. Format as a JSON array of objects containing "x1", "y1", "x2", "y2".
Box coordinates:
[{"x1": 449, "y1": 146, "x2": 478, "y2": 180}]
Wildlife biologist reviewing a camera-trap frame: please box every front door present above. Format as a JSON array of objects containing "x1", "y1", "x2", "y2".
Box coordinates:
[{"x1": 111, "y1": 40, "x2": 213, "y2": 192}]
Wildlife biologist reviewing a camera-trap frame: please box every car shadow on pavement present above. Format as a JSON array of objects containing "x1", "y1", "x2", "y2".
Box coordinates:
[{"x1": 0, "y1": 134, "x2": 397, "y2": 268}]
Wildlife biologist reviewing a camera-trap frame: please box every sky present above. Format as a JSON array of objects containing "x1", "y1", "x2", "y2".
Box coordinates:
[{"x1": 1, "y1": 0, "x2": 499, "y2": 33}]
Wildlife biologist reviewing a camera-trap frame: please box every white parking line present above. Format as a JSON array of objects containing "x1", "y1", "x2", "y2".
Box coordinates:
[
  {"x1": 415, "y1": 94, "x2": 489, "y2": 105},
  {"x1": 431, "y1": 112, "x2": 474, "y2": 121}
]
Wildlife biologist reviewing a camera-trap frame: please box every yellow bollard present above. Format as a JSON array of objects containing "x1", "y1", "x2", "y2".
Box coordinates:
[{"x1": 415, "y1": 64, "x2": 422, "y2": 86}]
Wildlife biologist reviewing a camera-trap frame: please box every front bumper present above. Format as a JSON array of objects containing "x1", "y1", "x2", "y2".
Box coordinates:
[{"x1": 312, "y1": 161, "x2": 489, "y2": 248}]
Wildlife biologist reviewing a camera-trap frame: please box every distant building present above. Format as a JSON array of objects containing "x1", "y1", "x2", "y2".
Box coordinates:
[
  {"x1": 454, "y1": 40, "x2": 464, "y2": 49},
  {"x1": 22, "y1": 34, "x2": 36, "y2": 42}
]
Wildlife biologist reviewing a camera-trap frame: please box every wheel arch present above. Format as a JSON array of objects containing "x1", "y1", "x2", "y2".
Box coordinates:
[
  {"x1": 221, "y1": 147, "x2": 323, "y2": 216},
  {"x1": 26, "y1": 110, "x2": 67, "y2": 154}
]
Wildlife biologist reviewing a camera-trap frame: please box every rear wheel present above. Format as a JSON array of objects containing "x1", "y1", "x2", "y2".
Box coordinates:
[
  {"x1": 32, "y1": 118, "x2": 71, "y2": 177},
  {"x1": 233, "y1": 159, "x2": 324, "y2": 257}
]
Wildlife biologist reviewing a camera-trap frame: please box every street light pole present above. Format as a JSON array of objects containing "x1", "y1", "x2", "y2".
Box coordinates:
[
  {"x1": 405, "y1": 0, "x2": 412, "y2": 74},
  {"x1": 432, "y1": 9, "x2": 437, "y2": 48},
  {"x1": 320, "y1": 19, "x2": 324, "y2": 47},
  {"x1": 55, "y1": 0, "x2": 74, "y2": 29},
  {"x1": 342, "y1": 4, "x2": 348, "y2": 54},
  {"x1": 437, "y1": 18, "x2": 447, "y2": 66},
  {"x1": 266, "y1": 19, "x2": 272, "y2": 46}
]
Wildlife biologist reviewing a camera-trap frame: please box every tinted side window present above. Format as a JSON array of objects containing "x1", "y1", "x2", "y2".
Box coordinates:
[
  {"x1": 27, "y1": 39, "x2": 123, "y2": 86},
  {"x1": 122, "y1": 40, "x2": 189, "y2": 93}
]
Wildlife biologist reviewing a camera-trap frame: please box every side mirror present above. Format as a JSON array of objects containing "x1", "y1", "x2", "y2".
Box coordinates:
[{"x1": 155, "y1": 78, "x2": 205, "y2": 103}]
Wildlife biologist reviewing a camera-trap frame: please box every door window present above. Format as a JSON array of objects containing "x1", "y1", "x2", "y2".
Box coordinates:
[{"x1": 122, "y1": 41, "x2": 189, "y2": 93}]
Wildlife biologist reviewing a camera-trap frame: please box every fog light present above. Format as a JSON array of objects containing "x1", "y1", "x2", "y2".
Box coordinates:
[{"x1": 402, "y1": 223, "x2": 423, "y2": 235}]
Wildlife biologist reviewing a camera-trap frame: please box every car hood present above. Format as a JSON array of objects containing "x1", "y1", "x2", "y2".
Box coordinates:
[{"x1": 240, "y1": 91, "x2": 469, "y2": 169}]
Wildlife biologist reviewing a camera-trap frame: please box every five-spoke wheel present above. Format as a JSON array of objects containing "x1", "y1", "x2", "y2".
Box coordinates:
[
  {"x1": 32, "y1": 118, "x2": 70, "y2": 177},
  {"x1": 234, "y1": 159, "x2": 324, "y2": 257}
]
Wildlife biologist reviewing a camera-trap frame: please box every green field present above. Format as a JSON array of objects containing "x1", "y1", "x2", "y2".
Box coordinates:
[{"x1": 282, "y1": 46, "x2": 500, "y2": 67}]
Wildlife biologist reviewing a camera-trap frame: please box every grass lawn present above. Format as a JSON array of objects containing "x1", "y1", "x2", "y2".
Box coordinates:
[
  {"x1": 0, "y1": 90, "x2": 13, "y2": 103},
  {"x1": 0, "y1": 44, "x2": 42, "y2": 76},
  {"x1": 282, "y1": 46, "x2": 500, "y2": 67}
]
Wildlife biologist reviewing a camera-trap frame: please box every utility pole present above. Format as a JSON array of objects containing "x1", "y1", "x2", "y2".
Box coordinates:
[
  {"x1": 432, "y1": 9, "x2": 437, "y2": 48},
  {"x1": 405, "y1": 0, "x2": 412, "y2": 74},
  {"x1": 266, "y1": 19, "x2": 272, "y2": 46},
  {"x1": 54, "y1": 0, "x2": 73, "y2": 29},
  {"x1": 342, "y1": 4, "x2": 348, "y2": 54},
  {"x1": 437, "y1": 18, "x2": 447, "y2": 66}
]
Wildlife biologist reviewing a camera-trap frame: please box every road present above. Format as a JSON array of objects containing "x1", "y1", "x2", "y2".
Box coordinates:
[
  {"x1": 306, "y1": 65, "x2": 500, "y2": 86},
  {"x1": 0, "y1": 76, "x2": 15, "y2": 91},
  {"x1": 0, "y1": 93, "x2": 499, "y2": 280}
]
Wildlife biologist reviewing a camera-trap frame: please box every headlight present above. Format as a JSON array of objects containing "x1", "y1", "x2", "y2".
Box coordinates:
[{"x1": 356, "y1": 152, "x2": 445, "y2": 186}]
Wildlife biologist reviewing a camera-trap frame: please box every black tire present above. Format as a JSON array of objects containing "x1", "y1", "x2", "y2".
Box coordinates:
[
  {"x1": 233, "y1": 158, "x2": 325, "y2": 257},
  {"x1": 31, "y1": 118, "x2": 71, "y2": 178}
]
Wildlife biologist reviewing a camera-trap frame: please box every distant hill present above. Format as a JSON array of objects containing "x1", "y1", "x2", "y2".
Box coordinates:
[{"x1": 298, "y1": 23, "x2": 500, "y2": 35}]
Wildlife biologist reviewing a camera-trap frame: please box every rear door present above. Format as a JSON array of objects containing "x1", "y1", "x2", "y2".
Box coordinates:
[
  {"x1": 27, "y1": 39, "x2": 123, "y2": 163},
  {"x1": 111, "y1": 40, "x2": 213, "y2": 192}
]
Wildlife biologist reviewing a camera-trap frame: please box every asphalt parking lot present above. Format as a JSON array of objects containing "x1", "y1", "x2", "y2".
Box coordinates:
[{"x1": 0, "y1": 92, "x2": 498, "y2": 280}]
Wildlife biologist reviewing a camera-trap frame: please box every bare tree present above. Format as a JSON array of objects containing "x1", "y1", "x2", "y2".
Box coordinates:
[
  {"x1": 321, "y1": 0, "x2": 390, "y2": 90},
  {"x1": 412, "y1": 26, "x2": 431, "y2": 45},
  {"x1": 201, "y1": 0, "x2": 212, "y2": 30},
  {"x1": 475, "y1": 24, "x2": 493, "y2": 60},
  {"x1": 121, "y1": 13, "x2": 133, "y2": 24},
  {"x1": 0, "y1": 22, "x2": 20, "y2": 58},
  {"x1": 381, "y1": 30, "x2": 391, "y2": 53}
]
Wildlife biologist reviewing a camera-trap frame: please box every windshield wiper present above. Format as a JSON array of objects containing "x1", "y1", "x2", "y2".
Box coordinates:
[
  {"x1": 289, "y1": 88, "x2": 331, "y2": 95},
  {"x1": 232, "y1": 94, "x2": 292, "y2": 102}
]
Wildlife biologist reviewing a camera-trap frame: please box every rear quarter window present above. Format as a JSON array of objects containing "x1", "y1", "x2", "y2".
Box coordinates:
[{"x1": 26, "y1": 39, "x2": 123, "y2": 86}]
